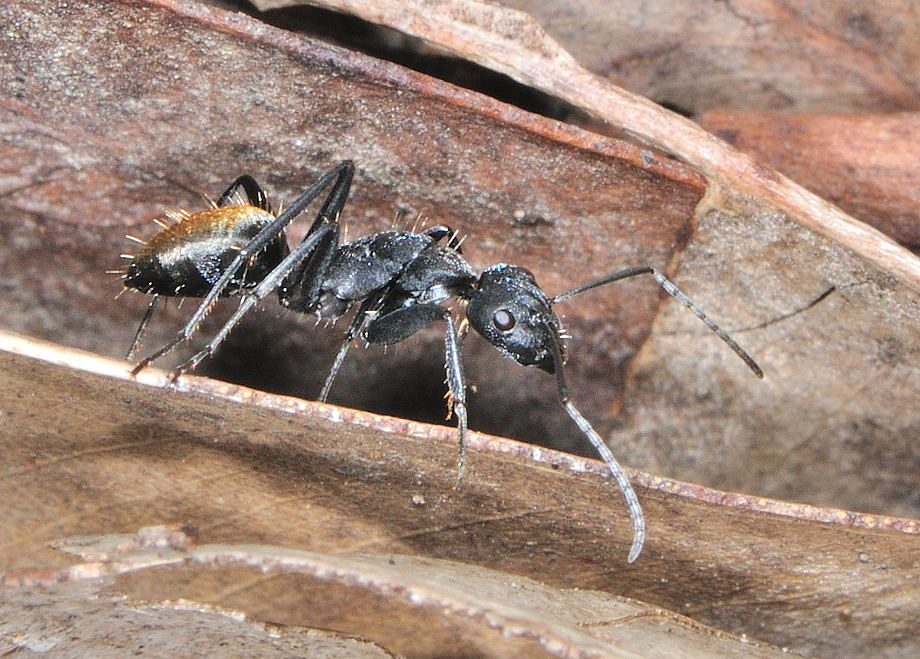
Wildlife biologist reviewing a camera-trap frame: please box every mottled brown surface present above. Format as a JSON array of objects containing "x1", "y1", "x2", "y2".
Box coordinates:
[
  {"x1": 1, "y1": 334, "x2": 916, "y2": 656},
  {"x1": 490, "y1": 0, "x2": 920, "y2": 114},
  {"x1": 699, "y1": 110, "x2": 920, "y2": 247}
]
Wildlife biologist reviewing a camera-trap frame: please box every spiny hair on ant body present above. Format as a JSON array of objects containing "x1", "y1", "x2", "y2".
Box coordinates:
[{"x1": 121, "y1": 160, "x2": 763, "y2": 563}]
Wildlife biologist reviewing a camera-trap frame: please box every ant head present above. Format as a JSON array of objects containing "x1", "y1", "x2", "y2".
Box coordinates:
[{"x1": 466, "y1": 264, "x2": 563, "y2": 374}]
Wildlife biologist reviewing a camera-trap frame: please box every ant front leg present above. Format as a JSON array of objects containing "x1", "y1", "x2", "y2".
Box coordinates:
[{"x1": 364, "y1": 303, "x2": 470, "y2": 486}]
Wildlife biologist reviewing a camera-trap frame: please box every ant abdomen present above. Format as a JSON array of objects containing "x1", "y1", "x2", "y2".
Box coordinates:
[{"x1": 125, "y1": 205, "x2": 287, "y2": 297}]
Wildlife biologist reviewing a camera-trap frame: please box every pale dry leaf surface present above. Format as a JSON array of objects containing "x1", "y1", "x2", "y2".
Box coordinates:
[{"x1": 1, "y1": 333, "x2": 918, "y2": 656}]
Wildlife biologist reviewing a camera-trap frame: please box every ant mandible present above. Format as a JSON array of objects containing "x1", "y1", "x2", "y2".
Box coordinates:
[{"x1": 119, "y1": 160, "x2": 763, "y2": 563}]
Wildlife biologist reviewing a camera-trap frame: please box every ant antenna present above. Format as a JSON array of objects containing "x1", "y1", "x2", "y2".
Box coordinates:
[
  {"x1": 546, "y1": 326, "x2": 645, "y2": 562},
  {"x1": 553, "y1": 266, "x2": 763, "y2": 378}
]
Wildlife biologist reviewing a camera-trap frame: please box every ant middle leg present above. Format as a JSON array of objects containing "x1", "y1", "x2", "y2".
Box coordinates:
[{"x1": 319, "y1": 293, "x2": 385, "y2": 403}]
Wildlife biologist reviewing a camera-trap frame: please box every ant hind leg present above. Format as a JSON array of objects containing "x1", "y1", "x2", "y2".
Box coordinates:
[
  {"x1": 126, "y1": 294, "x2": 160, "y2": 360},
  {"x1": 217, "y1": 175, "x2": 272, "y2": 212},
  {"x1": 131, "y1": 161, "x2": 355, "y2": 375}
]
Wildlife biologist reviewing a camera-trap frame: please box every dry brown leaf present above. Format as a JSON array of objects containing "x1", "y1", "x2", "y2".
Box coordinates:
[
  {"x1": 492, "y1": 0, "x2": 920, "y2": 114},
  {"x1": 698, "y1": 110, "x2": 920, "y2": 247},
  {"x1": 2, "y1": 333, "x2": 916, "y2": 657},
  {"x1": 2, "y1": 0, "x2": 920, "y2": 656},
  {"x1": 3, "y1": 525, "x2": 787, "y2": 658}
]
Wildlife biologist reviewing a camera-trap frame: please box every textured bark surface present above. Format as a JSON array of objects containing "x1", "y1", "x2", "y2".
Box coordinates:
[
  {"x1": 699, "y1": 110, "x2": 920, "y2": 247},
  {"x1": 1, "y1": 0, "x2": 919, "y2": 656},
  {"x1": 486, "y1": 0, "x2": 920, "y2": 114}
]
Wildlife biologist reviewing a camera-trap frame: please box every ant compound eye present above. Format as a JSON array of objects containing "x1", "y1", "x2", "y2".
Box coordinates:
[{"x1": 492, "y1": 309, "x2": 516, "y2": 332}]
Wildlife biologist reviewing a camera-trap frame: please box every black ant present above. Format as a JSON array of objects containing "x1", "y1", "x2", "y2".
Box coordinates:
[{"x1": 120, "y1": 160, "x2": 763, "y2": 563}]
